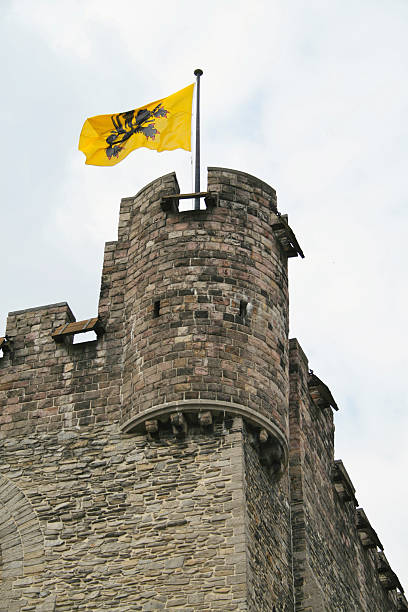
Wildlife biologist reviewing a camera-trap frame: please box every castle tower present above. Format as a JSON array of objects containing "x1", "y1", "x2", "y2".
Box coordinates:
[
  {"x1": 97, "y1": 166, "x2": 302, "y2": 609},
  {"x1": 0, "y1": 168, "x2": 405, "y2": 611},
  {"x1": 116, "y1": 167, "x2": 293, "y2": 460}
]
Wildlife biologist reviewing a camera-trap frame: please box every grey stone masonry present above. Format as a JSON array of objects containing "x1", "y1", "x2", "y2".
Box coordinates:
[
  {"x1": 289, "y1": 338, "x2": 403, "y2": 611},
  {"x1": 0, "y1": 168, "x2": 405, "y2": 610}
]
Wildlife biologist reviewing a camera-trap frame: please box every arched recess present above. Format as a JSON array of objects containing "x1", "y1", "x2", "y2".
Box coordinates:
[{"x1": 0, "y1": 475, "x2": 45, "y2": 610}]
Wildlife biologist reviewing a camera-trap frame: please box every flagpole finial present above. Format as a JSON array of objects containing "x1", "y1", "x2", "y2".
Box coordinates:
[{"x1": 194, "y1": 68, "x2": 203, "y2": 77}]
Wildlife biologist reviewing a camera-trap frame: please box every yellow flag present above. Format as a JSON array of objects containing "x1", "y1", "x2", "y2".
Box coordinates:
[{"x1": 78, "y1": 84, "x2": 194, "y2": 166}]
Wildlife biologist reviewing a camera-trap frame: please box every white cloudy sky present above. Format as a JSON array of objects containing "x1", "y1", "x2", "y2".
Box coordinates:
[{"x1": 1, "y1": 0, "x2": 407, "y2": 588}]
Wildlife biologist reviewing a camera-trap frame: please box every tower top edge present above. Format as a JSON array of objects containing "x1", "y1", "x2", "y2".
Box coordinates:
[
  {"x1": 122, "y1": 167, "x2": 277, "y2": 205},
  {"x1": 207, "y1": 167, "x2": 276, "y2": 197},
  {"x1": 130, "y1": 171, "x2": 180, "y2": 202},
  {"x1": 8, "y1": 301, "x2": 75, "y2": 320}
]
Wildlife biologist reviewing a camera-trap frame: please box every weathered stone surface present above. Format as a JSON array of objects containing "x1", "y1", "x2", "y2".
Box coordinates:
[
  {"x1": 0, "y1": 168, "x2": 403, "y2": 610},
  {"x1": 289, "y1": 339, "x2": 401, "y2": 611}
]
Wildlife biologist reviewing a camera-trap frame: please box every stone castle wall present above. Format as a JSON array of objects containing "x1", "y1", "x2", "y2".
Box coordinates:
[
  {"x1": 0, "y1": 419, "x2": 250, "y2": 610},
  {"x1": 289, "y1": 339, "x2": 403, "y2": 611},
  {"x1": 243, "y1": 430, "x2": 292, "y2": 610},
  {"x1": 0, "y1": 168, "x2": 405, "y2": 611}
]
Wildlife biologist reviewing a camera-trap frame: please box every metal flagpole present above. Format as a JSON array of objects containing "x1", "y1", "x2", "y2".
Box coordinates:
[{"x1": 194, "y1": 69, "x2": 203, "y2": 210}]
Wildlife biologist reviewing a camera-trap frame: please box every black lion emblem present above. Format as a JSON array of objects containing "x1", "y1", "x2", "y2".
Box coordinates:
[{"x1": 106, "y1": 103, "x2": 169, "y2": 159}]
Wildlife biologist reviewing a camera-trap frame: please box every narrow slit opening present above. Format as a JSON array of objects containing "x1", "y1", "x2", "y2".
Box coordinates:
[
  {"x1": 239, "y1": 300, "x2": 248, "y2": 318},
  {"x1": 154, "y1": 300, "x2": 161, "y2": 318}
]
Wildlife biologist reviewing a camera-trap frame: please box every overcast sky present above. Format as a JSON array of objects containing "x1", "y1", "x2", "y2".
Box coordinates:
[{"x1": 1, "y1": 0, "x2": 407, "y2": 589}]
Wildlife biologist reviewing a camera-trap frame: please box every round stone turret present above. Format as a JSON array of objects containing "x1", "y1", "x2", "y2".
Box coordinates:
[{"x1": 116, "y1": 167, "x2": 300, "y2": 476}]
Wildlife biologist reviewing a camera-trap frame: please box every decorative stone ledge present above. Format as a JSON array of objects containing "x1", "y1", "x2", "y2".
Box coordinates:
[
  {"x1": 309, "y1": 370, "x2": 339, "y2": 411},
  {"x1": 376, "y1": 551, "x2": 404, "y2": 593},
  {"x1": 333, "y1": 460, "x2": 358, "y2": 506},
  {"x1": 121, "y1": 399, "x2": 288, "y2": 479},
  {"x1": 356, "y1": 508, "x2": 383, "y2": 550},
  {"x1": 271, "y1": 212, "x2": 304, "y2": 259}
]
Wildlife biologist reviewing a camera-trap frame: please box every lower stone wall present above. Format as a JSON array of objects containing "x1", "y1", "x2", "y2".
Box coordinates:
[
  {"x1": 243, "y1": 427, "x2": 293, "y2": 611},
  {"x1": 1, "y1": 418, "x2": 253, "y2": 611},
  {"x1": 2, "y1": 350, "x2": 401, "y2": 611}
]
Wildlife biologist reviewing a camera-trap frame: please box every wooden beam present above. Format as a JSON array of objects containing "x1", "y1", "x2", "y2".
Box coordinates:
[
  {"x1": 52, "y1": 317, "x2": 105, "y2": 341},
  {"x1": 161, "y1": 192, "x2": 210, "y2": 200}
]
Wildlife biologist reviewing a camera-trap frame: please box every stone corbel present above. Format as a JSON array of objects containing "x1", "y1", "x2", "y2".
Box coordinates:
[
  {"x1": 145, "y1": 419, "x2": 159, "y2": 439},
  {"x1": 170, "y1": 412, "x2": 188, "y2": 437},
  {"x1": 258, "y1": 431, "x2": 284, "y2": 476},
  {"x1": 198, "y1": 411, "x2": 212, "y2": 427},
  {"x1": 376, "y1": 551, "x2": 404, "y2": 593},
  {"x1": 121, "y1": 399, "x2": 289, "y2": 480},
  {"x1": 332, "y1": 460, "x2": 358, "y2": 506},
  {"x1": 356, "y1": 508, "x2": 383, "y2": 550}
]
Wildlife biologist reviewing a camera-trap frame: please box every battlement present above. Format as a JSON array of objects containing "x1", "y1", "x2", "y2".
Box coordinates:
[{"x1": 0, "y1": 169, "x2": 404, "y2": 610}]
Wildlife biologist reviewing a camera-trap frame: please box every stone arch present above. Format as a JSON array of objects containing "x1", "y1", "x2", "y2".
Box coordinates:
[{"x1": 0, "y1": 475, "x2": 45, "y2": 610}]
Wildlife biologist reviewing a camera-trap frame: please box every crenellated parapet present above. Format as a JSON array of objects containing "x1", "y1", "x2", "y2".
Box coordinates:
[{"x1": 0, "y1": 301, "x2": 120, "y2": 436}]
